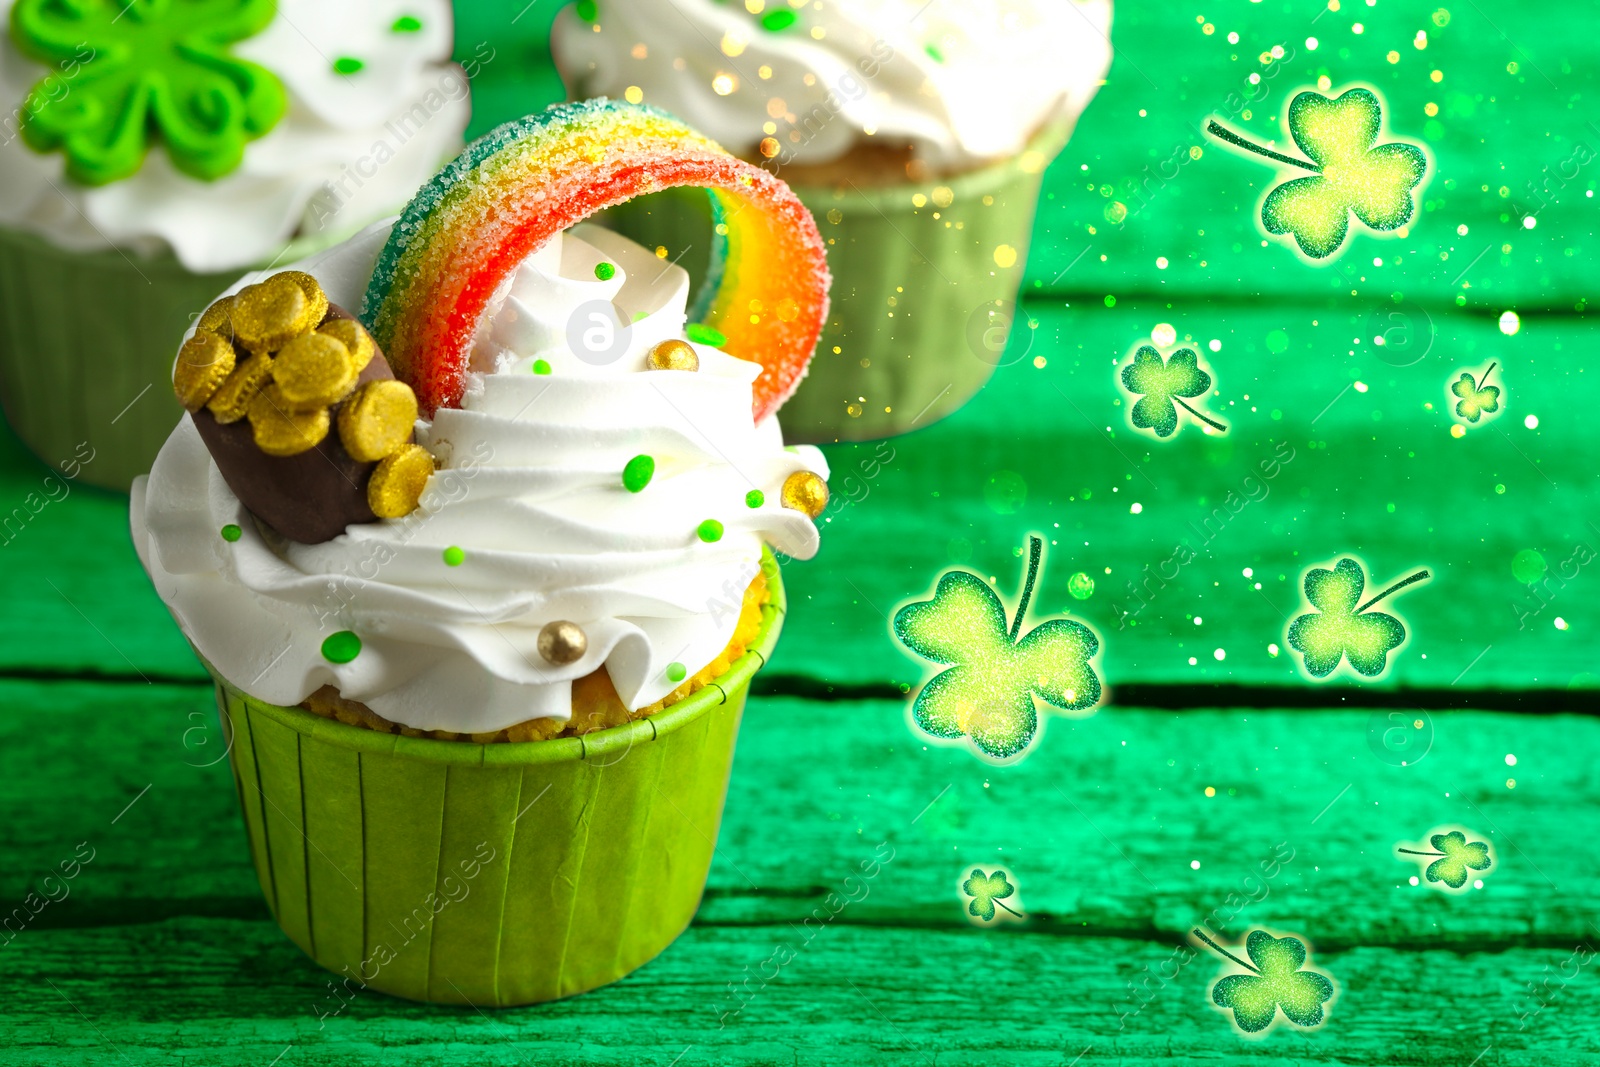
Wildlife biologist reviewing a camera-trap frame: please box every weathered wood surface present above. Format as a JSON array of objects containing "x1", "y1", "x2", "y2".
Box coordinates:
[
  {"x1": 1, "y1": 686, "x2": 1589, "y2": 949},
  {"x1": 3, "y1": 921, "x2": 1596, "y2": 1066}
]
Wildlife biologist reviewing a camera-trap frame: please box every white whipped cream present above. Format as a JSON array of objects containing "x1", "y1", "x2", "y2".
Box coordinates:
[
  {"x1": 131, "y1": 220, "x2": 827, "y2": 733},
  {"x1": 554, "y1": 0, "x2": 1112, "y2": 172},
  {"x1": 0, "y1": 0, "x2": 470, "y2": 272}
]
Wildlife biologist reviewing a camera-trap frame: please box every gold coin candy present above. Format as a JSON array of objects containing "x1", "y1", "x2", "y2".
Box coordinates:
[
  {"x1": 780, "y1": 470, "x2": 829, "y2": 518},
  {"x1": 231, "y1": 274, "x2": 321, "y2": 353},
  {"x1": 272, "y1": 332, "x2": 357, "y2": 409},
  {"x1": 206, "y1": 352, "x2": 274, "y2": 424},
  {"x1": 318, "y1": 318, "x2": 375, "y2": 371},
  {"x1": 338, "y1": 380, "x2": 419, "y2": 463},
  {"x1": 196, "y1": 296, "x2": 235, "y2": 340},
  {"x1": 646, "y1": 338, "x2": 699, "y2": 372},
  {"x1": 368, "y1": 444, "x2": 434, "y2": 518},
  {"x1": 277, "y1": 270, "x2": 330, "y2": 328},
  {"x1": 173, "y1": 330, "x2": 236, "y2": 410},
  {"x1": 248, "y1": 384, "x2": 331, "y2": 456},
  {"x1": 178, "y1": 270, "x2": 432, "y2": 522}
]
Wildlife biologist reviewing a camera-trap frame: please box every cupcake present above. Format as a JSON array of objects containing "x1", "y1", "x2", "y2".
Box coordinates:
[
  {"x1": 0, "y1": 0, "x2": 469, "y2": 490},
  {"x1": 553, "y1": 0, "x2": 1111, "y2": 441},
  {"x1": 131, "y1": 100, "x2": 832, "y2": 1005}
]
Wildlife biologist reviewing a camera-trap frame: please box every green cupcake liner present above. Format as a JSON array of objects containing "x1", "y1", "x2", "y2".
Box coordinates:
[
  {"x1": 0, "y1": 223, "x2": 381, "y2": 492},
  {"x1": 0, "y1": 226, "x2": 235, "y2": 491},
  {"x1": 209, "y1": 551, "x2": 786, "y2": 1006},
  {"x1": 598, "y1": 120, "x2": 1072, "y2": 443}
]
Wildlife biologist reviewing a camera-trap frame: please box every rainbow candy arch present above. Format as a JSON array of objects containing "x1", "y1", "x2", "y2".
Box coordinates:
[{"x1": 360, "y1": 100, "x2": 831, "y2": 420}]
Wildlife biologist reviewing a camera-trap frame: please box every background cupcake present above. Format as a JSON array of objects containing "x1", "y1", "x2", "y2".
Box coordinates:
[
  {"x1": 0, "y1": 0, "x2": 469, "y2": 490},
  {"x1": 553, "y1": 0, "x2": 1111, "y2": 441}
]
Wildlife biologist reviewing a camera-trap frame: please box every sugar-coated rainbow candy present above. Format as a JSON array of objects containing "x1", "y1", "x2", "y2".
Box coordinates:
[{"x1": 360, "y1": 99, "x2": 831, "y2": 419}]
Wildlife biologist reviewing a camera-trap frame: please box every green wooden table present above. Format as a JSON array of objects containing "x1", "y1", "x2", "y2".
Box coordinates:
[{"x1": 3, "y1": 2, "x2": 1597, "y2": 1062}]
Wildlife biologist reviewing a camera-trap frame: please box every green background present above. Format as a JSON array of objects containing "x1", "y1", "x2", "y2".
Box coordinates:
[{"x1": 2, "y1": 0, "x2": 1597, "y2": 1062}]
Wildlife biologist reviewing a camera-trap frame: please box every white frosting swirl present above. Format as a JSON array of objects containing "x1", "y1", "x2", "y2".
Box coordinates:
[
  {"x1": 553, "y1": 0, "x2": 1112, "y2": 172},
  {"x1": 131, "y1": 220, "x2": 827, "y2": 733},
  {"x1": 0, "y1": 0, "x2": 470, "y2": 272}
]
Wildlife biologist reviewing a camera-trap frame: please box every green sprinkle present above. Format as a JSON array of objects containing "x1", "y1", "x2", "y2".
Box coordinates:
[
  {"x1": 623, "y1": 454, "x2": 655, "y2": 493},
  {"x1": 333, "y1": 56, "x2": 365, "y2": 75},
  {"x1": 697, "y1": 519, "x2": 724, "y2": 543},
  {"x1": 667, "y1": 661, "x2": 687, "y2": 683},
  {"x1": 632, "y1": 311, "x2": 648, "y2": 322},
  {"x1": 575, "y1": 0, "x2": 598, "y2": 21},
  {"x1": 745, "y1": 490, "x2": 765, "y2": 508},
  {"x1": 532, "y1": 359, "x2": 552, "y2": 375},
  {"x1": 924, "y1": 43, "x2": 944, "y2": 63},
  {"x1": 760, "y1": 8, "x2": 797, "y2": 31},
  {"x1": 443, "y1": 546, "x2": 465, "y2": 566},
  {"x1": 594, "y1": 261, "x2": 616, "y2": 280},
  {"x1": 1103, "y1": 295, "x2": 1117, "y2": 308},
  {"x1": 321, "y1": 631, "x2": 362, "y2": 664},
  {"x1": 685, "y1": 323, "x2": 726, "y2": 346},
  {"x1": 391, "y1": 15, "x2": 422, "y2": 31},
  {"x1": 220, "y1": 523, "x2": 242, "y2": 542}
]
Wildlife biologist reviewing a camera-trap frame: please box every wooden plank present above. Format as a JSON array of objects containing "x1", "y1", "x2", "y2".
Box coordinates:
[
  {"x1": 1, "y1": 918, "x2": 1595, "y2": 1065},
  {"x1": 1, "y1": 681, "x2": 1591, "y2": 946}
]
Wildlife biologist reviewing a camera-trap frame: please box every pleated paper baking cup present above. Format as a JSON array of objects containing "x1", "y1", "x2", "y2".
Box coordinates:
[
  {"x1": 599, "y1": 120, "x2": 1072, "y2": 443},
  {"x1": 0, "y1": 224, "x2": 374, "y2": 492},
  {"x1": 0, "y1": 226, "x2": 234, "y2": 491},
  {"x1": 210, "y1": 554, "x2": 785, "y2": 1006}
]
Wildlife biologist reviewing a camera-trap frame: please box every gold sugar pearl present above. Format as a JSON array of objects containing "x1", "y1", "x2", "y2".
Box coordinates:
[
  {"x1": 272, "y1": 332, "x2": 357, "y2": 409},
  {"x1": 318, "y1": 317, "x2": 375, "y2": 371},
  {"x1": 537, "y1": 620, "x2": 588, "y2": 665},
  {"x1": 173, "y1": 330, "x2": 236, "y2": 410},
  {"x1": 248, "y1": 384, "x2": 330, "y2": 456},
  {"x1": 337, "y1": 379, "x2": 417, "y2": 462},
  {"x1": 367, "y1": 443, "x2": 434, "y2": 518},
  {"x1": 231, "y1": 275, "x2": 318, "y2": 353},
  {"x1": 276, "y1": 270, "x2": 329, "y2": 329},
  {"x1": 196, "y1": 295, "x2": 236, "y2": 341},
  {"x1": 780, "y1": 470, "x2": 829, "y2": 518},
  {"x1": 646, "y1": 338, "x2": 699, "y2": 371},
  {"x1": 206, "y1": 352, "x2": 274, "y2": 424}
]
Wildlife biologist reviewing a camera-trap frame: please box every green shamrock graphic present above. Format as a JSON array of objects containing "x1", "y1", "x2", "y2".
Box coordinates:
[
  {"x1": 1208, "y1": 87, "x2": 1426, "y2": 259},
  {"x1": 961, "y1": 868, "x2": 1022, "y2": 922},
  {"x1": 1398, "y1": 830, "x2": 1493, "y2": 889},
  {"x1": 1451, "y1": 362, "x2": 1501, "y2": 423},
  {"x1": 1194, "y1": 928, "x2": 1335, "y2": 1035},
  {"x1": 10, "y1": 0, "x2": 288, "y2": 185},
  {"x1": 1119, "y1": 345, "x2": 1227, "y2": 438},
  {"x1": 1286, "y1": 558, "x2": 1429, "y2": 679},
  {"x1": 893, "y1": 535, "x2": 1101, "y2": 761}
]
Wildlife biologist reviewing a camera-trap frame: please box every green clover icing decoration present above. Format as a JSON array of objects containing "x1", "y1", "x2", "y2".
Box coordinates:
[
  {"x1": 893, "y1": 536, "x2": 1101, "y2": 761},
  {"x1": 960, "y1": 868, "x2": 1021, "y2": 922},
  {"x1": 1399, "y1": 830, "x2": 1493, "y2": 889},
  {"x1": 9, "y1": 0, "x2": 287, "y2": 185},
  {"x1": 1208, "y1": 87, "x2": 1426, "y2": 259},
  {"x1": 1119, "y1": 345, "x2": 1227, "y2": 438},
  {"x1": 1194, "y1": 929, "x2": 1334, "y2": 1034},
  {"x1": 1286, "y1": 558, "x2": 1429, "y2": 679},
  {"x1": 1452, "y1": 362, "x2": 1501, "y2": 422}
]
